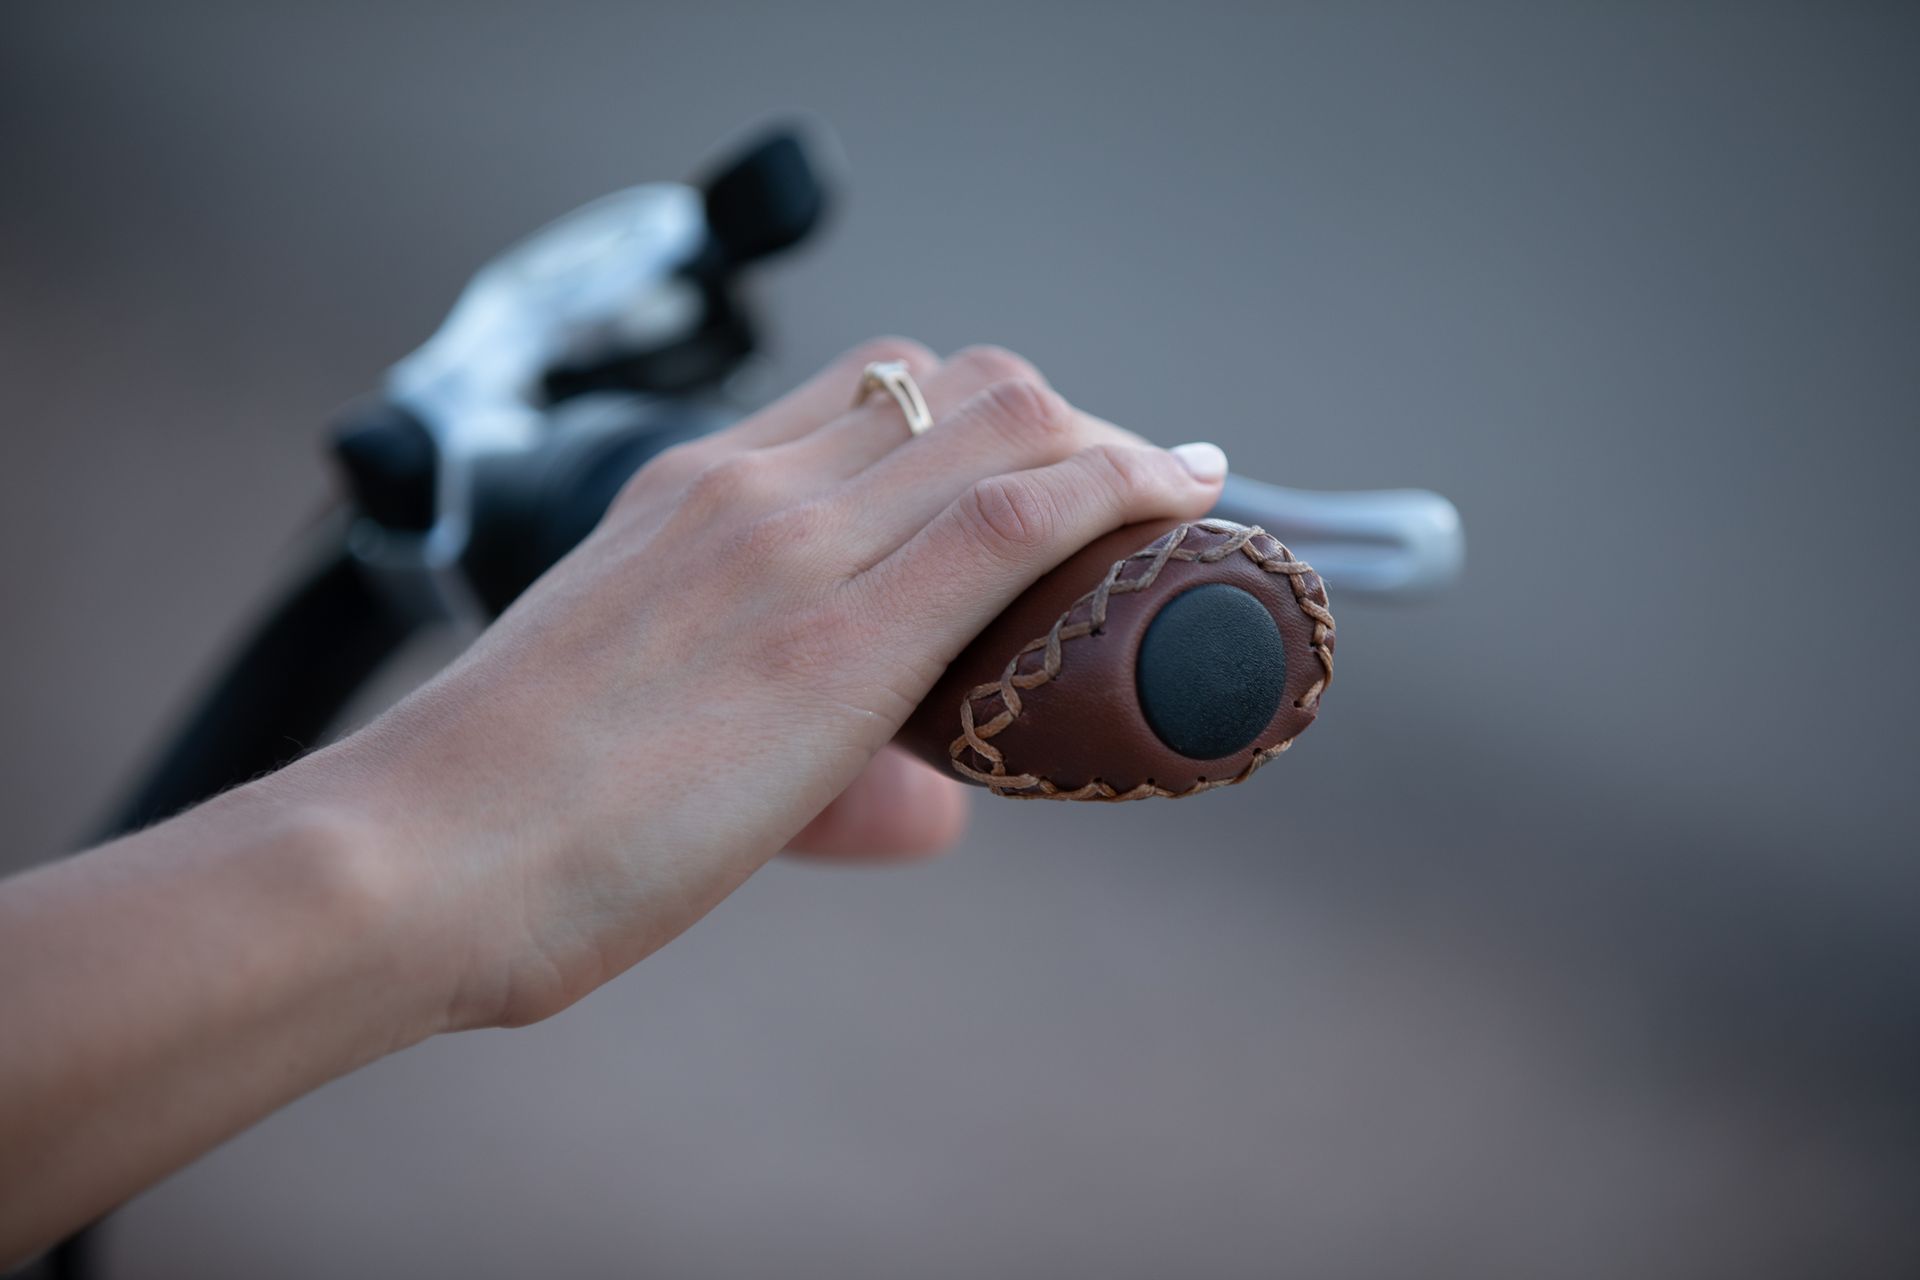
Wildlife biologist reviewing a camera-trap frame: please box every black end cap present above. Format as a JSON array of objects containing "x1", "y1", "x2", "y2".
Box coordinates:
[{"x1": 1134, "y1": 583, "x2": 1287, "y2": 760}]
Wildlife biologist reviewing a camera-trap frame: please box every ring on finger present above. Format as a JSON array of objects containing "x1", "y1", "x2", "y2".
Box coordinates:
[{"x1": 854, "y1": 360, "x2": 934, "y2": 438}]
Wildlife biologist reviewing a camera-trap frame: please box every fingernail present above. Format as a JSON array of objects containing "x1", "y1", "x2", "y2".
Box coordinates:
[{"x1": 1170, "y1": 441, "x2": 1228, "y2": 483}]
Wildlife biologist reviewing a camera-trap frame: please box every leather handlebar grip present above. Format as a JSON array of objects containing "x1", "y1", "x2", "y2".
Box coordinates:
[{"x1": 895, "y1": 519, "x2": 1336, "y2": 801}]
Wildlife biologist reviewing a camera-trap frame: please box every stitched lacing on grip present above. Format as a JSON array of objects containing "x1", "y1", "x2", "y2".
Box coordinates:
[{"x1": 949, "y1": 520, "x2": 1336, "y2": 801}]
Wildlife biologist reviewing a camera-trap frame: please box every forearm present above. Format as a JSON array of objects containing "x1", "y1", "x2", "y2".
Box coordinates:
[{"x1": 0, "y1": 751, "x2": 442, "y2": 1266}]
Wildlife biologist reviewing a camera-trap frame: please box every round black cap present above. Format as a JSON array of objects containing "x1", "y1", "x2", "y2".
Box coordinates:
[{"x1": 1134, "y1": 583, "x2": 1287, "y2": 760}]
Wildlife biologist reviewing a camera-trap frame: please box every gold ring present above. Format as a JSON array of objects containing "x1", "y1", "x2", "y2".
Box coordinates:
[{"x1": 854, "y1": 360, "x2": 933, "y2": 437}]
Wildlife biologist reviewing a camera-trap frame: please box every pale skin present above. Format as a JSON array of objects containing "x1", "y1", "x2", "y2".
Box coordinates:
[{"x1": 0, "y1": 340, "x2": 1229, "y2": 1264}]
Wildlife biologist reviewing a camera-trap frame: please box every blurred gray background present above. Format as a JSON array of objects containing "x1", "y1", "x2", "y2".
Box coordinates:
[{"x1": 3, "y1": 3, "x2": 1917, "y2": 1277}]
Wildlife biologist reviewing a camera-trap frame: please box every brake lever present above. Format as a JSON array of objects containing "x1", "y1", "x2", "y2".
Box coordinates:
[{"x1": 1210, "y1": 475, "x2": 1464, "y2": 597}]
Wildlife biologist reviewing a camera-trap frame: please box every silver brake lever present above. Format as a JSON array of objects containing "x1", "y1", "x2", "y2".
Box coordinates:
[{"x1": 1210, "y1": 474, "x2": 1465, "y2": 598}]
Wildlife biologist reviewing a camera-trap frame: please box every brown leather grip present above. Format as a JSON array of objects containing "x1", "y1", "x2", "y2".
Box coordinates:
[{"x1": 894, "y1": 519, "x2": 1335, "y2": 801}]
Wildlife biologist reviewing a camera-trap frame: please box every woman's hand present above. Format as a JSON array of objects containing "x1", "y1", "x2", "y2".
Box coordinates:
[
  {"x1": 0, "y1": 340, "x2": 1228, "y2": 1261},
  {"x1": 333, "y1": 339, "x2": 1229, "y2": 1031}
]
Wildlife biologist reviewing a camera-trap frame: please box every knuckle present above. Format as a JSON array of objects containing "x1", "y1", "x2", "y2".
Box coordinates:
[
  {"x1": 1081, "y1": 441, "x2": 1163, "y2": 500},
  {"x1": 848, "y1": 334, "x2": 934, "y2": 373},
  {"x1": 760, "y1": 600, "x2": 858, "y2": 680},
  {"x1": 962, "y1": 475, "x2": 1057, "y2": 560},
  {"x1": 734, "y1": 500, "x2": 832, "y2": 566},
  {"x1": 617, "y1": 439, "x2": 707, "y2": 505},
  {"x1": 649, "y1": 439, "x2": 711, "y2": 479},
  {"x1": 680, "y1": 452, "x2": 767, "y2": 513},
  {"x1": 951, "y1": 343, "x2": 1043, "y2": 388},
  {"x1": 978, "y1": 379, "x2": 1074, "y2": 449}
]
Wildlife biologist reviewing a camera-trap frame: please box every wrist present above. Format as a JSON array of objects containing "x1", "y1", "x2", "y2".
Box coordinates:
[
  {"x1": 240, "y1": 742, "x2": 474, "y2": 1048},
  {"x1": 288, "y1": 632, "x2": 836, "y2": 1034},
  {"x1": 287, "y1": 666, "x2": 617, "y2": 1033}
]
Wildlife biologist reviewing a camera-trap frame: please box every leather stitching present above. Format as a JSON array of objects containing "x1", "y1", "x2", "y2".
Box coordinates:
[{"x1": 949, "y1": 520, "x2": 1335, "y2": 801}]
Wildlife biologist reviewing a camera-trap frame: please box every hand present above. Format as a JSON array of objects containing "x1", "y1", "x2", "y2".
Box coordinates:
[
  {"x1": 0, "y1": 341, "x2": 1228, "y2": 1258},
  {"x1": 329, "y1": 339, "x2": 1229, "y2": 1031}
]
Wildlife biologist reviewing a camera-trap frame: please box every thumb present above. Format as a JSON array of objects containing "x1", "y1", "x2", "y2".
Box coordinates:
[{"x1": 784, "y1": 746, "x2": 970, "y2": 861}]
